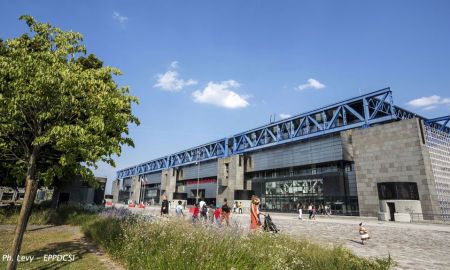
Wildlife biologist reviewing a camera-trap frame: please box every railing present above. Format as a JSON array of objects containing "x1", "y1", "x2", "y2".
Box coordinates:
[{"x1": 410, "y1": 213, "x2": 450, "y2": 224}]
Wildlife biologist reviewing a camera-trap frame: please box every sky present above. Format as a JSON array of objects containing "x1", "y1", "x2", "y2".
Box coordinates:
[{"x1": 1, "y1": 1, "x2": 449, "y2": 193}]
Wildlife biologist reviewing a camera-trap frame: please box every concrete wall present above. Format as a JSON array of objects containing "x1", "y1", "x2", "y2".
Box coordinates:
[
  {"x1": 217, "y1": 155, "x2": 245, "y2": 204},
  {"x1": 352, "y1": 118, "x2": 441, "y2": 217},
  {"x1": 161, "y1": 168, "x2": 177, "y2": 201},
  {"x1": 111, "y1": 179, "x2": 120, "y2": 203}
]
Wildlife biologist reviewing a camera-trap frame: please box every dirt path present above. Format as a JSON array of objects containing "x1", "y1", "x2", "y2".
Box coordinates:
[{"x1": 0, "y1": 225, "x2": 124, "y2": 270}]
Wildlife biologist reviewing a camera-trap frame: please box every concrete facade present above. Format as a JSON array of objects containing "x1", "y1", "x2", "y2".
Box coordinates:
[
  {"x1": 115, "y1": 117, "x2": 449, "y2": 220},
  {"x1": 352, "y1": 118, "x2": 441, "y2": 217}
]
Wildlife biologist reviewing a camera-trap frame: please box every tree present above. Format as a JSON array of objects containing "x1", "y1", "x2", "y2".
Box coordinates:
[{"x1": 0, "y1": 16, "x2": 139, "y2": 269}]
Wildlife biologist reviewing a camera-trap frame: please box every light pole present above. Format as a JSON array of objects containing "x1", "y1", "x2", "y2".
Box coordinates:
[{"x1": 196, "y1": 149, "x2": 201, "y2": 204}]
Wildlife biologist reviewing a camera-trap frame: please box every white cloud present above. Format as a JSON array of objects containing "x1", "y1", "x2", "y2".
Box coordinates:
[
  {"x1": 112, "y1": 11, "x2": 128, "y2": 25},
  {"x1": 279, "y1": 113, "x2": 292, "y2": 120},
  {"x1": 407, "y1": 95, "x2": 450, "y2": 109},
  {"x1": 154, "y1": 61, "x2": 197, "y2": 92},
  {"x1": 192, "y1": 80, "x2": 249, "y2": 109},
  {"x1": 297, "y1": 78, "x2": 326, "y2": 91}
]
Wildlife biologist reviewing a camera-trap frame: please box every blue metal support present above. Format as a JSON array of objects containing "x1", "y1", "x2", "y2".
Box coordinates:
[
  {"x1": 424, "y1": 115, "x2": 450, "y2": 133},
  {"x1": 117, "y1": 88, "x2": 447, "y2": 179}
]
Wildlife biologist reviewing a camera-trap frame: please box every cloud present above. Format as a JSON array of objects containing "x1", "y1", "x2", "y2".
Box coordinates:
[
  {"x1": 154, "y1": 61, "x2": 198, "y2": 92},
  {"x1": 407, "y1": 95, "x2": 450, "y2": 109},
  {"x1": 192, "y1": 80, "x2": 249, "y2": 109},
  {"x1": 297, "y1": 78, "x2": 326, "y2": 91},
  {"x1": 279, "y1": 113, "x2": 292, "y2": 120},
  {"x1": 112, "y1": 11, "x2": 128, "y2": 25}
]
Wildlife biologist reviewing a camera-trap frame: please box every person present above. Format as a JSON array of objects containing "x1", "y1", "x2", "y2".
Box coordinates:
[
  {"x1": 175, "y1": 200, "x2": 184, "y2": 218},
  {"x1": 297, "y1": 202, "x2": 303, "y2": 220},
  {"x1": 319, "y1": 203, "x2": 324, "y2": 215},
  {"x1": 192, "y1": 203, "x2": 200, "y2": 223},
  {"x1": 312, "y1": 205, "x2": 317, "y2": 220},
  {"x1": 208, "y1": 204, "x2": 215, "y2": 223},
  {"x1": 250, "y1": 195, "x2": 264, "y2": 231},
  {"x1": 199, "y1": 198, "x2": 206, "y2": 211},
  {"x1": 238, "y1": 201, "x2": 243, "y2": 214},
  {"x1": 221, "y1": 198, "x2": 231, "y2": 226},
  {"x1": 359, "y1": 222, "x2": 370, "y2": 245},
  {"x1": 308, "y1": 203, "x2": 313, "y2": 219},
  {"x1": 214, "y1": 205, "x2": 222, "y2": 225},
  {"x1": 161, "y1": 195, "x2": 169, "y2": 216},
  {"x1": 325, "y1": 205, "x2": 331, "y2": 216},
  {"x1": 200, "y1": 202, "x2": 208, "y2": 222}
]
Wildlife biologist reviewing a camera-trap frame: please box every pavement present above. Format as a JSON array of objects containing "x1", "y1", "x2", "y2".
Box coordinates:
[{"x1": 119, "y1": 204, "x2": 450, "y2": 270}]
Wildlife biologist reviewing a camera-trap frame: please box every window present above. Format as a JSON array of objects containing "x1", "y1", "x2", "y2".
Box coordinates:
[{"x1": 377, "y1": 182, "x2": 419, "y2": 200}]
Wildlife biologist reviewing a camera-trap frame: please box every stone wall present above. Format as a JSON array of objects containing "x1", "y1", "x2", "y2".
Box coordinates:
[{"x1": 352, "y1": 118, "x2": 440, "y2": 217}]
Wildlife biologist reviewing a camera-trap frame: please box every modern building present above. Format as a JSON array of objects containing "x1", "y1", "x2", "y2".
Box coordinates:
[
  {"x1": 114, "y1": 88, "x2": 450, "y2": 221},
  {"x1": 52, "y1": 176, "x2": 107, "y2": 206}
]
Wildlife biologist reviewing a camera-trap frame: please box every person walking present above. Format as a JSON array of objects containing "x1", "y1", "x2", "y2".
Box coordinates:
[
  {"x1": 297, "y1": 202, "x2": 303, "y2": 220},
  {"x1": 200, "y1": 202, "x2": 208, "y2": 222},
  {"x1": 250, "y1": 195, "x2": 264, "y2": 231},
  {"x1": 359, "y1": 222, "x2": 370, "y2": 245},
  {"x1": 221, "y1": 198, "x2": 231, "y2": 226},
  {"x1": 161, "y1": 195, "x2": 169, "y2": 216},
  {"x1": 238, "y1": 201, "x2": 243, "y2": 214},
  {"x1": 192, "y1": 203, "x2": 200, "y2": 223},
  {"x1": 214, "y1": 205, "x2": 222, "y2": 225},
  {"x1": 175, "y1": 200, "x2": 184, "y2": 218},
  {"x1": 308, "y1": 203, "x2": 313, "y2": 219},
  {"x1": 312, "y1": 205, "x2": 317, "y2": 220},
  {"x1": 208, "y1": 204, "x2": 215, "y2": 223}
]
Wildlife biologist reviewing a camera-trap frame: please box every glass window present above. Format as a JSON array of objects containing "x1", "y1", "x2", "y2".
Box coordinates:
[{"x1": 377, "y1": 182, "x2": 419, "y2": 200}]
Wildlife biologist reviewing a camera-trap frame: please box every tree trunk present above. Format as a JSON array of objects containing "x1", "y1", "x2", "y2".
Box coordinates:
[{"x1": 7, "y1": 149, "x2": 39, "y2": 270}]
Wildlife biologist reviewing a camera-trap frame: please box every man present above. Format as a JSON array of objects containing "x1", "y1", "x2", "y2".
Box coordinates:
[
  {"x1": 199, "y1": 198, "x2": 206, "y2": 211},
  {"x1": 221, "y1": 198, "x2": 231, "y2": 226}
]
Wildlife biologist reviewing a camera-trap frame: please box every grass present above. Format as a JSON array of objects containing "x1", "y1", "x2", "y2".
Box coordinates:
[
  {"x1": 0, "y1": 226, "x2": 109, "y2": 270},
  {"x1": 81, "y1": 215, "x2": 393, "y2": 270},
  {"x1": 1, "y1": 205, "x2": 394, "y2": 269}
]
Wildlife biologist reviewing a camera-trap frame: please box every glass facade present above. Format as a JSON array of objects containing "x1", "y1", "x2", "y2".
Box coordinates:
[{"x1": 247, "y1": 162, "x2": 359, "y2": 215}]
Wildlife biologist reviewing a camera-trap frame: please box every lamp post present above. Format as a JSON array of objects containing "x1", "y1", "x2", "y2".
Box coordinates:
[{"x1": 196, "y1": 149, "x2": 201, "y2": 204}]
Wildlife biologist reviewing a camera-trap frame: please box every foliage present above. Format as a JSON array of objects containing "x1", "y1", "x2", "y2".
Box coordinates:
[{"x1": 0, "y1": 15, "x2": 139, "y2": 187}]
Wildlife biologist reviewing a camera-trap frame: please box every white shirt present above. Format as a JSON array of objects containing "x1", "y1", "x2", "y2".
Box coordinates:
[{"x1": 199, "y1": 200, "x2": 206, "y2": 210}]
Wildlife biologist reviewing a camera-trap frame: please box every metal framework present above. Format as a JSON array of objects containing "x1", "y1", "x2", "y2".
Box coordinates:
[
  {"x1": 424, "y1": 115, "x2": 450, "y2": 134},
  {"x1": 116, "y1": 88, "x2": 448, "y2": 179}
]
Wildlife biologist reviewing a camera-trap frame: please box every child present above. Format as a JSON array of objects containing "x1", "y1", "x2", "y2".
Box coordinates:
[
  {"x1": 175, "y1": 200, "x2": 184, "y2": 218},
  {"x1": 359, "y1": 222, "x2": 370, "y2": 245},
  {"x1": 214, "y1": 205, "x2": 222, "y2": 225},
  {"x1": 192, "y1": 203, "x2": 199, "y2": 223}
]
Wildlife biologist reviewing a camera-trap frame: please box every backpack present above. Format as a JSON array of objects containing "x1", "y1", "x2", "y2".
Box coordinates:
[
  {"x1": 222, "y1": 203, "x2": 230, "y2": 213},
  {"x1": 201, "y1": 204, "x2": 208, "y2": 215}
]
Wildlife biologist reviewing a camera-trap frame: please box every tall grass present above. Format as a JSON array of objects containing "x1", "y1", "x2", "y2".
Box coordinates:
[
  {"x1": 1, "y1": 205, "x2": 393, "y2": 269},
  {"x1": 82, "y1": 216, "x2": 393, "y2": 270}
]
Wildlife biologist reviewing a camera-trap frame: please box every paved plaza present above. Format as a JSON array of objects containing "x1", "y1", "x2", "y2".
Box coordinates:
[{"x1": 126, "y1": 205, "x2": 450, "y2": 270}]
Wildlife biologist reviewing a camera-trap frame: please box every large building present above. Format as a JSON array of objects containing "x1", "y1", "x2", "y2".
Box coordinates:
[{"x1": 114, "y1": 88, "x2": 450, "y2": 221}]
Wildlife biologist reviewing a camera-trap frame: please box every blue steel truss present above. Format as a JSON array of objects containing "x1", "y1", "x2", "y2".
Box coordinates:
[
  {"x1": 116, "y1": 87, "x2": 447, "y2": 179},
  {"x1": 424, "y1": 115, "x2": 450, "y2": 133},
  {"x1": 116, "y1": 139, "x2": 227, "y2": 179},
  {"x1": 229, "y1": 88, "x2": 398, "y2": 154}
]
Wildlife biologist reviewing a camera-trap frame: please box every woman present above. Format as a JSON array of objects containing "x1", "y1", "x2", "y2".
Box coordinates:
[
  {"x1": 250, "y1": 195, "x2": 264, "y2": 230},
  {"x1": 160, "y1": 195, "x2": 169, "y2": 216}
]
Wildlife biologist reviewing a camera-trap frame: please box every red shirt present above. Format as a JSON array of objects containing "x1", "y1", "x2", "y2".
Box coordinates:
[
  {"x1": 214, "y1": 208, "x2": 221, "y2": 218},
  {"x1": 193, "y1": 207, "x2": 199, "y2": 217}
]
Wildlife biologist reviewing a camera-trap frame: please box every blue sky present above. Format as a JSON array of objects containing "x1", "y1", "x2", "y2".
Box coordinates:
[{"x1": 1, "y1": 1, "x2": 449, "y2": 193}]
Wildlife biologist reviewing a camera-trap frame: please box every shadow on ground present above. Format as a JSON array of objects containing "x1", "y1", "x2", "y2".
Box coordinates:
[{"x1": 22, "y1": 239, "x2": 90, "y2": 270}]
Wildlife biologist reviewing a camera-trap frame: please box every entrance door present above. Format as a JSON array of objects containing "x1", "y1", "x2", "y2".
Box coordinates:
[{"x1": 387, "y1": 202, "x2": 395, "y2": 221}]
